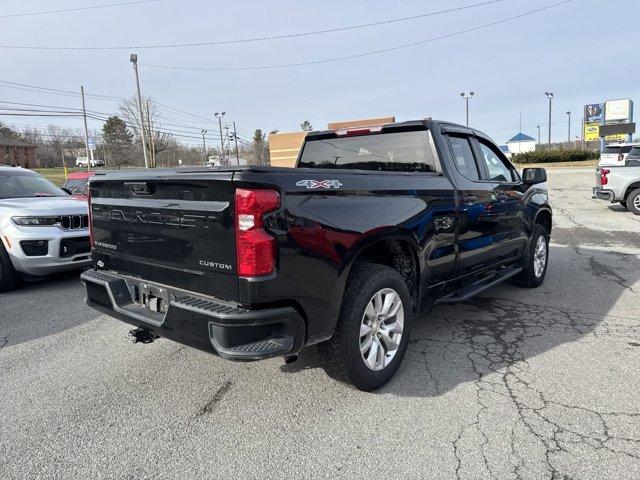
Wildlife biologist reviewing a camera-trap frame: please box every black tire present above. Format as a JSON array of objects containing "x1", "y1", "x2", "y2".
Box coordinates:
[
  {"x1": 318, "y1": 263, "x2": 412, "y2": 391},
  {"x1": 619, "y1": 201, "x2": 629, "y2": 210},
  {"x1": 511, "y1": 224, "x2": 549, "y2": 288},
  {"x1": 626, "y1": 188, "x2": 640, "y2": 215},
  {"x1": 0, "y1": 243, "x2": 21, "y2": 293}
]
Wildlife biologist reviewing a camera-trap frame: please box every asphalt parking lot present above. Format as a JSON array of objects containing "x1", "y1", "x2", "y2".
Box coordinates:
[{"x1": 1, "y1": 169, "x2": 639, "y2": 480}]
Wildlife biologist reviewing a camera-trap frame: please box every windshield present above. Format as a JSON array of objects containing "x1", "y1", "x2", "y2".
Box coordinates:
[
  {"x1": 298, "y1": 131, "x2": 439, "y2": 172},
  {"x1": 602, "y1": 145, "x2": 633, "y2": 154},
  {"x1": 63, "y1": 178, "x2": 88, "y2": 194},
  {"x1": 0, "y1": 173, "x2": 67, "y2": 199}
]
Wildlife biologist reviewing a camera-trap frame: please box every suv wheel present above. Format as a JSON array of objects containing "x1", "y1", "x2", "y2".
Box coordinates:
[
  {"x1": 626, "y1": 188, "x2": 640, "y2": 215},
  {"x1": 512, "y1": 224, "x2": 549, "y2": 288},
  {"x1": 0, "y1": 243, "x2": 21, "y2": 293},
  {"x1": 318, "y1": 263, "x2": 412, "y2": 391}
]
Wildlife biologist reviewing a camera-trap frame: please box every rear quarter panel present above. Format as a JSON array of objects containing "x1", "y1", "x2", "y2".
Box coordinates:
[{"x1": 233, "y1": 169, "x2": 456, "y2": 342}]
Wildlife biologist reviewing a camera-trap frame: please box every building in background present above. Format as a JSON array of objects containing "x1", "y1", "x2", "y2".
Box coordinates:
[
  {"x1": 269, "y1": 116, "x2": 396, "y2": 167},
  {"x1": 506, "y1": 133, "x2": 536, "y2": 155},
  {"x1": 268, "y1": 132, "x2": 307, "y2": 167},
  {"x1": 0, "y1": 138, "x2": 36, "y2": 168}
]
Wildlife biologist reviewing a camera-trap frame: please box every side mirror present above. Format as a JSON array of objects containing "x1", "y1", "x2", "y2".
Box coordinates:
[
  {"x1": 522, "y1": 168, "x2": 547, "y2": 185},
  {"x1": 61, "y1": 187, "x2": 73, "y2": 195}
]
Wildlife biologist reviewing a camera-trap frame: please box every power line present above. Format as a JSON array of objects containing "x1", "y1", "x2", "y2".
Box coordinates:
[
  {"x1": 0, "y1": 1, "x2": 505, "y2": 50},
  {"x1": 0, "y1": 0, "x2": 158, "y2": 19},
  {"x1": 141, "y1": 1, "x2": 570, "y2": 71}
]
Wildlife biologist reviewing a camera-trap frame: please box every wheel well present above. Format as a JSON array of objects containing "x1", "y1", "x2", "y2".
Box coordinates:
[
  {"x1": 535, "y1": 209, "x2": 552, "y2": 234},
  {"x1": 353, "y1": 239, "x2": 419, "y2": 306},
  {"x1": 624, "y1": 182, "x2": 640, "y2": 201}
]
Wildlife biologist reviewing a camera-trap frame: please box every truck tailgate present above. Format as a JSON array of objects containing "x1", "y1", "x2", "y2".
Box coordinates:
[{"x1": 90, "y1": 173, "x2": 238, "y2": 301}]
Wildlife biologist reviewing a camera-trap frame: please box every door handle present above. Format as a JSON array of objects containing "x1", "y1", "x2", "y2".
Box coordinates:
[{"x1": 462, "y1": 195, "x2": 478, "y2": 203}]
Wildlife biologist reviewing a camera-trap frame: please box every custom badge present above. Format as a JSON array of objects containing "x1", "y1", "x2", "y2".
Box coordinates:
[{"x1": 296, "y1": 179, "x2": 343, "y2": 189}]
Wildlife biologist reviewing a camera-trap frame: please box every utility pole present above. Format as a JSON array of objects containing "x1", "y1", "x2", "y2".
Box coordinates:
[
  {"x1": 130, "y1": 54, "x2": 149, "y2": 168},
  {"x1": 145, "y1": 99, "x2": 156, "y2": 167},
  {"x1": 233, "y1": 121, "x2": 240, "y2": 165},
  {"x1": 460, "y1": 91, "x2": 474, "y2": 126},
  {"x1": 223, "y1": 124, "x2": 231, "y2": 157},
  {"x1": 201, "y1": 129, "x2": 208, "y2": 164},
  {"x1": 566, "y1": 111, "x2": 571, "y2": 143},
  {"x1": 80, "y1": 86, "x2": 90, "y2": 171},
  {"x1": 536, "y1": 125, "x2": 541, "y2": 145},
  {"x1": 545, "y1": 91, "x2": 554, "y2": 147},
  {"x1": 215, "y1": 112, "x2": 226, "y2": 164}
]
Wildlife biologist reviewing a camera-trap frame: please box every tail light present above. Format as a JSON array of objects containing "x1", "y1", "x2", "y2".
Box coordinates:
[
  {"x1": 87, "y1": 184, "x2": 95, "y2": 247},
  {"x1": 600, "y1": 168, "x2": 610, "y2": 186},
  {"x1": 235, "y1": 188, "x2": 280, "y2": 277}
]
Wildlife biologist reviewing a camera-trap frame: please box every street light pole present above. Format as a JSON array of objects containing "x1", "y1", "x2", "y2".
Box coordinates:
[
  {"x1": 566, "y1": 111, "x2": 571, "y2": 143},
  {"x1": 215, "y1": 112, "x2": 226, "y2": 164},
  {"x1": 460, "y1": 91, "x2": 474, "y2": 126},
  {"x1": 130, "y1": 54, "x2": 149, "y2": 168},
  {"x1": 545, "y1": 91, "x2": 554, "y2": 147},
  {"x1": 201, "y1": 129, "x2": 208, "y2": 164},
  {"x1": 536, "y1": 125, "x2": 541, "y2": 145}
]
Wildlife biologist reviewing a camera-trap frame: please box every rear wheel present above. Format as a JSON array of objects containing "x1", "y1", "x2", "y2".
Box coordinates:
[
  {"x1": 318, "y1": 263, "x2": 412, "y2": 391},
  {"x1": 0, "y1": 243, "x2": 21, "y2": 293},
  {"x1": 512, "y1": 224, "x2": 549, "y2": 288},
  {"x1": 626, "y1": 188, "x2": 640, "y2": 215}
]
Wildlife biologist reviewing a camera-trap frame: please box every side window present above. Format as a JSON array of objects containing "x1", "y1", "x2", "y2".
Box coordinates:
[
  {"x1": 477, "y1": 141, "x2": 515, "y2": 182},
  {"x1": 446, "y1": 135, "x2": 480, "y2": 180}
]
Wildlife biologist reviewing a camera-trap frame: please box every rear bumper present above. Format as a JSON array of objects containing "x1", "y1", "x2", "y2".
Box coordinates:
[
  {"x1": 592, "y1": 187, "x2": 616, "y2": 202},
  {"x1": 80, "y1": 269, "x2": 306, "y2": 360}
]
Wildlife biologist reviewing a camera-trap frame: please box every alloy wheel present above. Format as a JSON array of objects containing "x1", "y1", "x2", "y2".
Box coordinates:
[{"x1": 359, "y1": 288, "x2": 404, "y2": 371}]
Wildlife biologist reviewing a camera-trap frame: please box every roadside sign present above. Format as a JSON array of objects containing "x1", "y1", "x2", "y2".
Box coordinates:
[{"x1": 88, "y1": 136, "x2": 96, "y2": 150}]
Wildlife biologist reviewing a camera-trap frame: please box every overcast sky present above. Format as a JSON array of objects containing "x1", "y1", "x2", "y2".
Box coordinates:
[{"x1": 1, "y1": 0, "x2": 638, "y2": 147}]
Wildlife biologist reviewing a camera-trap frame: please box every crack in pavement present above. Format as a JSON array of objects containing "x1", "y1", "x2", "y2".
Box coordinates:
[
  {"x1": 196, "y1": 380, "x2": 233, "y2": 416},
  {"x1": 408, "y1": 297, "x2": 640, "y2": 479}
]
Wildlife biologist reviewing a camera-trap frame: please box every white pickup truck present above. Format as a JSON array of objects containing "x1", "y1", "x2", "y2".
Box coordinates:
[{"x1": 593, "y1": 162, "x2": 640, "y2": 215}]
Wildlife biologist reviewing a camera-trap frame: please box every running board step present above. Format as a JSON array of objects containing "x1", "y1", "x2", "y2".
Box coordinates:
[{"x1": 435, "y1": 266, "x2": 523, "y2": 304}]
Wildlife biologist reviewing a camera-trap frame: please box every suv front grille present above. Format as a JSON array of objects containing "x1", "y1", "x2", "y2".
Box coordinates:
[{"x1": 60, "y1": 215, "x2": 88, "y2": 230}]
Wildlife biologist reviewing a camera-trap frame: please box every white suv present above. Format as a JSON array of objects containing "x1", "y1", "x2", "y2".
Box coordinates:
[
  {"x1": 75, "y1": 157, "x2": 105, "y2": 168},
  {"x1": 0, "y1": 167, "x2": 91, "y2": 292}
]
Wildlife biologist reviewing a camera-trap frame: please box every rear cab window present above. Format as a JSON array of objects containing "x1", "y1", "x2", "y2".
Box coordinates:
[{"x1": 297, "y1": 130, "x2": 441, "y2": 173}]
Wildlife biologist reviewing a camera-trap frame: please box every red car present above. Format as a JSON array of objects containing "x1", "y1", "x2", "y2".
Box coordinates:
[{"x1": 62, "y1": 171, "x2": 93, "y2": 199}]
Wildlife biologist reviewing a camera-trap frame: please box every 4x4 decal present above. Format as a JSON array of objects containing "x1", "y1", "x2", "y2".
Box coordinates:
[{"x1": 296, "y1": 179, "x2": 343, "y2": 189}]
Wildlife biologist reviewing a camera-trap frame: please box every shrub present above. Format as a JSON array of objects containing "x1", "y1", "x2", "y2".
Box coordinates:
[{"x1": 511, "y1": 149, "x2": 598, "y2": 164}]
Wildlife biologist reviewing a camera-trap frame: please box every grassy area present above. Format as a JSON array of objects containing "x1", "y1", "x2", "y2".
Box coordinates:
[
  {"x1": 33, "y1": 167, "x2": 85, "y2": 186},
  {"x1": 515, "y1": 159, "x2": 598, "y2": 169}
]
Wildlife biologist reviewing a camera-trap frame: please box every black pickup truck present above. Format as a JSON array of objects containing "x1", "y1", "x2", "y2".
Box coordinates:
[{"x1": 81, "y1": 120, "x2": 552, "y2": 391}]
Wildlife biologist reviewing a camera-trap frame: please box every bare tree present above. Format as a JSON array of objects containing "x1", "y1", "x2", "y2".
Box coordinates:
[{"x1": 120, "y1": 96, "x2": 173, "y2": 166}]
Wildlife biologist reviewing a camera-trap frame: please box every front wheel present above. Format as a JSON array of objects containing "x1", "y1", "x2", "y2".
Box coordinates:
[
  {"x1": 512, "y1": 224, "x2": 549, "y2": 288},
  {"x1": 0, "y1": 243, "x2": 21, "y2": 293},
  {"x1": 626, "y1": 188, "x2": 640, "y2": 215},
  {"x1": 318, "y1": 263, "x2": 412, "y2": 391}
]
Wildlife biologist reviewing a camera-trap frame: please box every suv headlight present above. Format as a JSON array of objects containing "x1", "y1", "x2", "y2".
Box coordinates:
[{"x1": 11, "y1": 216, "x2": 60, "y2": 226}]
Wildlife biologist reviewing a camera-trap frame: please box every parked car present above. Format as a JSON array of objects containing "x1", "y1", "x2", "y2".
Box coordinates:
[
  {"x1": 81, "y1": 119, "x2": 552, "y2": 390},
  {"x1": 598, "y1": 143, "x2": 640, "y2": 167},
  {"x1": 0, "y1": 167, "x2": 91, "y2": 292},
  {"x1": 75, "y1": 157, "x2": 105, "y2": 168},
  {"x1": 593, "y1": 164, "x2": 640, "y2": 214},
  {"x1": 63, "y1": 170, "x2": 93, "y2": 199}
]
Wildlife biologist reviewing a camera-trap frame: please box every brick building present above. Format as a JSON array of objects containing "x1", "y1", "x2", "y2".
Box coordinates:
[
  {"x1": 0, "y1": 138, "x2": 37, "y2": 168},
  {"x1": 268, "y1": 116, "x2": 395, "y2": 167}
]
